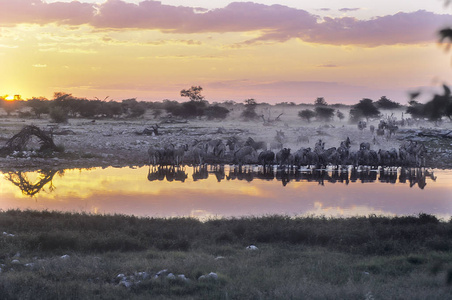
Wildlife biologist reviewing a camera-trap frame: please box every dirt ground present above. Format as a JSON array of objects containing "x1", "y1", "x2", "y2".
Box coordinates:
[{"x1": 0, "y1": 105, "x2": 451, "y2": 171}]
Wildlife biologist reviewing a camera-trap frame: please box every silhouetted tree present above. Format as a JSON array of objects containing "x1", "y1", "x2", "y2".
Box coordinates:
[
  {"x1": 180, "y1": 86, "x2": 205, "y2": 101},
  {"x1": 314, "y1": 97, "x2": 328, "y2": 106},
  {"x1": 0, "y1": 97, "x2": 20, "y2": 116},
  {"x1": 336, "y1": 110, "x2": 345, "y2": 121},
  {"x1": 103, "y1": 100, "x2": 124, "y2": 118},
  {"x1": 423, "y1": 84, "x2": 452, "y2": 121},
  {"x1": 315, "y1": 106, "x2": 335, "y2": 122},
  {"x1": 122, "y1": 98, "x2": 147, "y2": 118},
  {"x1": 376, "y1": 96, "x2": 401, "y2": 109},
  {"x1": 406, "y1": 100, "x2": 426, "y2": 119},
  {"x1": 412, "y1": 1, "x2": 452, "y2": 122},
  {"x1": 26, "y1": 97, "x2": 49, "y2": 118},
  {"x1": 298, "y1": 109, "x2": 315, "y2": 123},
  {"x1": 349, "y1": 98, "x2": 380, "y2": 122},
  {"x1": 241, "y1": 98, "x2": 259, "y2": 121}
]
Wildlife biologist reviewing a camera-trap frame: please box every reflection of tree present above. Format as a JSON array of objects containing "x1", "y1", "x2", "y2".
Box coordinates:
[{"x1": 5, "y1": 169, "x2": 62, "y2": 196}]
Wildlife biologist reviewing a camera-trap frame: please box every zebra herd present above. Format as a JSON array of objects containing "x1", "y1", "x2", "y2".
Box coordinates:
[{"x1": 148, "y1": 135, "x2": 427, "y2": 168}]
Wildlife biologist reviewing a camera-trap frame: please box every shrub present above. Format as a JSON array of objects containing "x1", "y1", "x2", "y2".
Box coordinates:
[
  {"x1": 49, "y1": 106, "x2": 68, "y2": 123},
  {"x1": 204, "y1": 105, "x2": 230, "y2": 120}
]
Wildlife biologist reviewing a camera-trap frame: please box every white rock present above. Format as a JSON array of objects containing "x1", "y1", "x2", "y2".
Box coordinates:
[
  {"x1": 137, "y1": 271, "x2": 149, "y2": 280},
  {"x1": 246, "y1": 245, "x2": 258, "y2": 250},
  {"x1": 167, "y1": 273, "x2": 176, "y2": 280},
  {"x1": 178, "y1": 274, "x2": 189, "y2": 281},
  {"x1": 11, "y1": 260, "x2": 20, "y2": 264},
  {"x1": 119, "y1": 280, "x2": 132, "y2": 288},
  {"x1": 199, "y1": 272, "x2": 218, "y2": 281},
  {"x1": 60, "y1": 254, "x2": 70, "y2": 259},
  {"x1": 155, "y1": 269, "x2": 167, "y2": 276}
]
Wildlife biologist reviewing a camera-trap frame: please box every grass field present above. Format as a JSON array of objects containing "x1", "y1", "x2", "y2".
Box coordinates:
[{"x1": 0, "y1": 210, "x2": 451, "y2": 299}]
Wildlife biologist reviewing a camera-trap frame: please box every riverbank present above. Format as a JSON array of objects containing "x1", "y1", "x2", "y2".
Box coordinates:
[{"x1": 0, "y1": 210, "x2": 451, "y2": 299}]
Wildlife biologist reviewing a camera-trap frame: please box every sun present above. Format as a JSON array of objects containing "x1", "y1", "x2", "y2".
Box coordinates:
[{"x1": 5, "y1": 95, "x2": 20, "y2": 101}]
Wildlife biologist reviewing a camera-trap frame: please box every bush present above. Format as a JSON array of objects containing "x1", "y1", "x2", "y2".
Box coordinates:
[
  {"x1": 49, "y1": 106, "x2": 68, "y2": 123},
  {"x1": 204, "y1": 105, "x2": 230, "y2": 120}
]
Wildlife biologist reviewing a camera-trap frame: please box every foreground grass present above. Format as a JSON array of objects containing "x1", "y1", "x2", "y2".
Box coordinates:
[{"x1": 0, "y1": 210, "x2": 451, "y2": 299}]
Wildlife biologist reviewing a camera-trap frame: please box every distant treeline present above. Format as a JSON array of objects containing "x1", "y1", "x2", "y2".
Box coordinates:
[{"x1": 0, "y1": 87, "x2": 451, "y2": 124}]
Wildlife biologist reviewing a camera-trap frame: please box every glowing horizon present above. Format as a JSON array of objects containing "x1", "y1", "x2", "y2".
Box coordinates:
[{"x1": 1, "y1": 0, "x2": 452, "y2": 104}]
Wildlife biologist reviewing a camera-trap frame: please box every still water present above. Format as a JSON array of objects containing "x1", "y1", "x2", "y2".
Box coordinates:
[{"x1": 0, "y1": 165, "x2": 451, "y2": 220}]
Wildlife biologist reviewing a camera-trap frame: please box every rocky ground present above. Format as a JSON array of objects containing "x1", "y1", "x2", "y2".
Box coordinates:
[{"x1": 0, "y1": 107, "x2": 451, "y2": 171}]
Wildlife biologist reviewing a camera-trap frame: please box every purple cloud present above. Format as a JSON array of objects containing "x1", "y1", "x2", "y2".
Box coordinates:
[
  {"x1": 317, "y1": 64, "x2": 338, "y2": 68},
  {"x1": 0, "y1": 0, "x2": 95, "y2": 25},
  {"x1": 0, "y1": 1, "x2": 449, "y2": 47},
  {"x1": 338, "y1": 8, "x2": 361, "y2": 12},
  {"x1": 305, "y1": 10, "x2": 450, "y2": 46}
]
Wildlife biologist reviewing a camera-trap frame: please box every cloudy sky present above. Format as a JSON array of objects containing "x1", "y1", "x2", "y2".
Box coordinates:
[{"x1": 1, "y1": 0, "x2": 451, "y2": 103}]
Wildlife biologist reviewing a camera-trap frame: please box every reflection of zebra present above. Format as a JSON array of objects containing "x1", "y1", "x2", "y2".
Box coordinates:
[{"x1": 147, "y1": 165, "x2": 187, "y2": 182}]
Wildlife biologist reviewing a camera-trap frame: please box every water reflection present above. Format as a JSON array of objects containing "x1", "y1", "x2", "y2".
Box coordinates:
[
  {"x1": 4, "y1": 169, "x2": 62, "y2": 196},
  {"x1": 0, "y1": 166, "x2": 450, "y2": 220},
  {"x1": 147, "y1": 165, "x2": 436, "y2": 189},
  {"x1": 147, "y1": 165, "x2": 188, "y2": 182}
]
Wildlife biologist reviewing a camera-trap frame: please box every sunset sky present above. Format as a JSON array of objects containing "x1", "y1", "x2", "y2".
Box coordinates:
[{"x1": 1, "y1": 0, "x2": 452, "y2": 104}]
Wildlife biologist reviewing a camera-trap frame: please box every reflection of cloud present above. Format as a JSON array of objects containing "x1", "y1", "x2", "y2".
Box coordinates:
[
  {"x1": 302, "y1": 201, "x2": 394, "y2": 218},
  {"x1": 0, "y1": 1, "x2": 449, "y2": 47},
  {"x1": 0, "y1": 167, "x2": 450, "y2": 219},
  {"x1": 32, "y1": 64, "x2": 47, "y2": 68}
]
